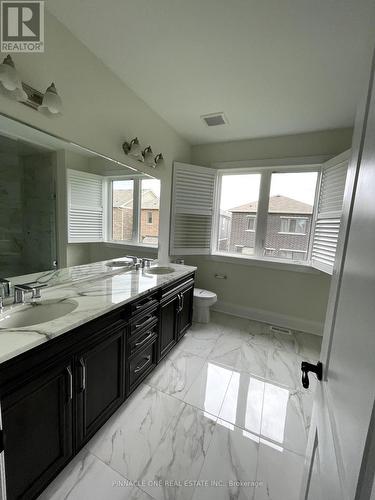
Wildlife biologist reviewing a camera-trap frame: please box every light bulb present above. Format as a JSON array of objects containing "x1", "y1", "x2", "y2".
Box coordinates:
[
  {"x1": 143, "y1": 146, "x2": 156, "y2": 167},
  {"x1": 39, "y1": 82, "x2": 62, "y2": 114},
  {"x1": 0, "y1": 55, "x2": 23, "y2": 92}
]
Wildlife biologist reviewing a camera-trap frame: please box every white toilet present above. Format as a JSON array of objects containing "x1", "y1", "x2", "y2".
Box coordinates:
[{"x1": 193, "y1": 288, "x2": 217, "y2": 323}]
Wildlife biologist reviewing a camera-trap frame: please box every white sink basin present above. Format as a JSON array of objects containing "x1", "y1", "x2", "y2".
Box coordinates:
[
  {"x1": 146, "y1": 266, "x2": 175, "y2": 275},
  {"x1": 0, "y1": 300, "x2": 78, "y2": 329}
]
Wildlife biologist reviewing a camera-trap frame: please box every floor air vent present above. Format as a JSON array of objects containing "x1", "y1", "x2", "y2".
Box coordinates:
[{"x1": 270, "y1": 325, "x2": 293, "y2": 335}]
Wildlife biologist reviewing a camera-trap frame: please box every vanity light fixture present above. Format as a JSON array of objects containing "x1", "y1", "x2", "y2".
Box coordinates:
[
  {"x1": 0, "y1": 55, "x2": 62, "y2": 115},
  {"x1": 0, "y1": 55, "x2": 27, "y2": 101},
  {"x1": 38, "y1": 83, "x2": 63, "y2": 115},
  {"x1": 122, "y1": 137, "x2": 144, "y2": 162},
  {"x1": 123, "y1": 138, "x2": 163, "y2": 167}
]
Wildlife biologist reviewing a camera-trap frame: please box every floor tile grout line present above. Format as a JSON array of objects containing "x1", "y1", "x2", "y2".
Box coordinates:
[
  {"x1": 83, "y1": 382, "x2": 187, "y2": 498},
  {"x1": 214, "y1": 369, "x2": 235, "y2": 421},
  {"x1": 84, "y1": 400, "x2": 186, "y2": 500},
  {"x1": 85, "y1": 447, "x2": 159, "y2": 500}
]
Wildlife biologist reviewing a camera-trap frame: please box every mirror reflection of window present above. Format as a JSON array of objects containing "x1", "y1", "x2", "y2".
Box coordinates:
[
  {"x1": 140, "y1": 178, "x2": 160, "y2": 245},
  {"x1": 112, "y1": 180, "x2": 134, "y2": 242}
]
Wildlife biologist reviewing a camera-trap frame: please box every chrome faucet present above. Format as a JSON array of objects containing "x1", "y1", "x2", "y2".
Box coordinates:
[
  {"x1": 125, "y1": 255, "x2": 139, "y2": 265},
  {"x1": 14, "y1": 283, "x2": 47, "y2": 305},
  {"x1": 0, "y1": 278, "x2": 11, "y2": 313},
  {"x1": 140, "y1": 258, "x2": 153, "y2": 269}
]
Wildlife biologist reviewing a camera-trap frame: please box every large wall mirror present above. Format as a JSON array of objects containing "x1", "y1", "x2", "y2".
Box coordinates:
[{"x1": 0, "y1": 114, "x2": 160, "y2": 280}]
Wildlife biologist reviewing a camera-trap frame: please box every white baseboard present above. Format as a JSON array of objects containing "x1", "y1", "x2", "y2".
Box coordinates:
[{"x1": 212, "y1": 300, "x2": 323, "y2": 336}]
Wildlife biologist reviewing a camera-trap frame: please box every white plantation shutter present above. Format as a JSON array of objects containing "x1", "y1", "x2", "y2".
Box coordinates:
[
  {"x1": 170, "y1": 162, "x2": 216, "y2": 255},
  {"x1": 67, "y1": 169, "x2": 105, "y2": 243},
  {"x1": 311, "y1": 151, "x2": 350, "y2": 274}
]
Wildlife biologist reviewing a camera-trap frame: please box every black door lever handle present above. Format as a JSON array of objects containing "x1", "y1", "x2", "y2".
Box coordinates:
[{"x1": 301, "y1": 361, "x2": 323, "y2": 389}]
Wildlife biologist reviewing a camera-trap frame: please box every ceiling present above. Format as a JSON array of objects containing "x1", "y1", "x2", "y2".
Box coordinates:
[{"x1": 47, "y1": 0, "x2": 375, "y2": 145}]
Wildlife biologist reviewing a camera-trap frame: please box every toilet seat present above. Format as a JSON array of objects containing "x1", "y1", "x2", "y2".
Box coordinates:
[{"x1": 194, "y1": 288, "x2": 217, "y2": 301}]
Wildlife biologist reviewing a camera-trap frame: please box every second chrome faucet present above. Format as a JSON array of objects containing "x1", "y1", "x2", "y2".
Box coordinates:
[{"x1": 13, "y1": 283, "x2": 48, "y2": 304}]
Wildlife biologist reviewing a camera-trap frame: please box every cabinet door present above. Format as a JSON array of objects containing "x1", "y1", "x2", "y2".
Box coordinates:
[
  {"x1": 2, "y1": 361, "x2": 73, "y2": 500},
  {"x1": 75, "y1": 327, "x2": 125, "y2": 448},
  {"x1": 159, "y1": 295, "x2": 179, "y2": 360},
  {"x1": 177, "y1": 285, "x2": 194, "y2": 340}
]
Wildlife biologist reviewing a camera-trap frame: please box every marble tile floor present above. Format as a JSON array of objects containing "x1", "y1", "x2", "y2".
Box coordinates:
[{"x1": 38, "y1": 312, "x2": 321, "y2": 500}]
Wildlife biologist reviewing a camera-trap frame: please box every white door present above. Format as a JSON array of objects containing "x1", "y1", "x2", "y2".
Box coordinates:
[{"x1": 301, "y1": 51, "x2": 375, "y2": 500}]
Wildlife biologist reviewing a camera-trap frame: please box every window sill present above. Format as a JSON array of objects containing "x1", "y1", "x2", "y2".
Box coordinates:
[
  {"x1": 104, "y1": 241, "x2": 158, "y2": 253},
  {"x1": 278, "y1": 232, "x2": 307, "y2": 236},
  {"x1": 209, "y1": 252, "x2": 322, "y2": 274}
]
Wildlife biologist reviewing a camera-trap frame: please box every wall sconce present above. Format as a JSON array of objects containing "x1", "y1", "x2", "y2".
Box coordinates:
[
  {"x1": 143, "y1": 146, "x2": 163, "y2": 168},
  {"x1": 122, "y1": 137, "x2": 144, "y2": 162},
  {"x1": 0, "y1": 55, "x2": 62, "y2": 115}
]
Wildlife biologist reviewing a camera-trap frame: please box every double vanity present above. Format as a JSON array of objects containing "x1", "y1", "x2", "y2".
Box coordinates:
[{"x1": 0, "y1": 259, "x2": 196, "y2": 500}]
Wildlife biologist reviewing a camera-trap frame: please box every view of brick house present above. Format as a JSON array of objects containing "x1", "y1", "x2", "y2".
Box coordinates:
[
  {"x1": 219, "y1": 195, "x2": 313, "y2": 260},
  {"x1": 112, "y1": 189, "x2": 160, "y2": 244}
]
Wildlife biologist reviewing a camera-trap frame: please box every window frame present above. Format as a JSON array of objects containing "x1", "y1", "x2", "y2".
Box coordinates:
[
  {"x1": 211, "y1": 165, "x2": 321, "y2": 266},
  {"x1": 147, "y1": 211, "x2": 153, "y2": 224},
  {"x1": 245, "y1": 215, "x2": 256, "y2": 232},
  {"x1": 105, "y1": 174, "x2": 159, "y2": 248},
  {"x1": 278, "y1": 216, "x2": 309, "y2": 235}
]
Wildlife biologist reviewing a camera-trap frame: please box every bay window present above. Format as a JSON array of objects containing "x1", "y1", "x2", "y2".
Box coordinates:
[
  {"x1": 213, "y1": 169, "x2": 319, "y2": 262},
  {"x1": 169, "y1": 152, "x2": 351, "y2": 274}
]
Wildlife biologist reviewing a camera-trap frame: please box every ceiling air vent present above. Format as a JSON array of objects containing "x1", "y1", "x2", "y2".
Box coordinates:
[{"x1": 201, "y1": 112, "x2": 227, "y2": 127}]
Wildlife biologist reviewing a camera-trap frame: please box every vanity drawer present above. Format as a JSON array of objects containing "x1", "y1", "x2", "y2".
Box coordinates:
[
  {"x1": 130, "y1": 294, "x2": 158, "y2": 317},
  {"x1": 130, "y1": 307, "x2": 159, "y2": 337},
  {"x1": 128, "y1": 341, "x2": 157, "y2": 390},
  {"x1": 161, "y1": 276, "x2": 195, "y2": 300},
  {"x1": 128, "y1": 323, "x2": 158, "y2": 357}
]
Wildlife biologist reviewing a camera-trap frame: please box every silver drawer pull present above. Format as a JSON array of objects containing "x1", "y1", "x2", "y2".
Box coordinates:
[
  {"x1": 79, "y1": 357, "x2": 86, "y2": 391},
  {"x1": 135, "y1": 315, "x2": 154, "y2": 329},
  {"x1": 135, "y1": 331, "x2": 154, "y2": 348},
  {"x1": 134, "y1": 355, "x2": 151, "y2": 373}
]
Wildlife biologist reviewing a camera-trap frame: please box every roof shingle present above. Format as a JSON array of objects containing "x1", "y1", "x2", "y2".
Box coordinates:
[
  {"x1": 229, "y1": 195, "x2": 313, "y2": 214},
  {"x1": 113, "y1": 189, "x2": 159, "y2": 209}
]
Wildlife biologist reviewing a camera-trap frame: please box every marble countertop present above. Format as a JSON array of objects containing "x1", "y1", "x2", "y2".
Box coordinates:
[{"x1": 0, "y1": 259, "x2": 196, "y2": 365}]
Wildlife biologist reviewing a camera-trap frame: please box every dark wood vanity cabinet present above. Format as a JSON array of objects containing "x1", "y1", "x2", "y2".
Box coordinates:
[
  {"x1": 75, "y1": 325, "x2": 126, "y2": 448},
  {"x1": 176, "y1": 283, "x2": 194, "y2": 340},
  {"x1": 0, "y1": 272, "x2": 195, "y2": 499},
  {"x1": 159, "y1": 294, "x2": 179, "y2": 359},
  {"x1": 159, "y1": 277, "x2": 194, "y2": 359},
  {"x1": 1, "y1": 359, "x2": 74, "y2": 500}
]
